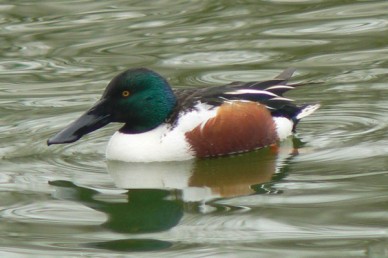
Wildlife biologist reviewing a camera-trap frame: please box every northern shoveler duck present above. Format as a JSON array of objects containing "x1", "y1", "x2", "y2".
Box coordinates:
[{"x1": 47, "y1": 68, "x2": 319, "y2": 162}]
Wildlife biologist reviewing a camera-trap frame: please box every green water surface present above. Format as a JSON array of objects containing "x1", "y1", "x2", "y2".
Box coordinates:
[{"x1": 1, "y1": 1, "x2": 388, "y2": 257}]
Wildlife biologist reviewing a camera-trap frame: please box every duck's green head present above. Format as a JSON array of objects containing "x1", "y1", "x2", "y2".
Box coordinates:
[{"x1": 47, "y1": 68, "x2": 177, "y2": 145}]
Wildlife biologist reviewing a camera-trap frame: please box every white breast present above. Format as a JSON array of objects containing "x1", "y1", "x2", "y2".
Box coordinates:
[
  {"x1": 106, "y1": 125, "x2": 193, "y2": 162},
  {"x1": 106, "y1": 102, "x2": 218, "y2": 162}
]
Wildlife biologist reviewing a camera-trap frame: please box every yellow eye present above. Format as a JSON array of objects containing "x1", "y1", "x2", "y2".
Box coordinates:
[{"x1": 122, "y1": 90, "x2": 130, "y2": 97}]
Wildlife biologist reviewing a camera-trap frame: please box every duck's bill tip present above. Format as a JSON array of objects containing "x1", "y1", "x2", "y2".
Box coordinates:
[
  {"x1": 47, "y1": 134, "x2": 80, "y2": 146},
  {"x1": 47, "y1": 139, "x2": 54, "y2": 146},
  {"x1": 46, "y1": 98, "x2": 113, "y2": 147}
]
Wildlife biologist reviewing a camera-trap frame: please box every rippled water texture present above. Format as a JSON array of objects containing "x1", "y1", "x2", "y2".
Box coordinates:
[{"x1": 1, "y1": 1, "x2": 388, "y2": 257}]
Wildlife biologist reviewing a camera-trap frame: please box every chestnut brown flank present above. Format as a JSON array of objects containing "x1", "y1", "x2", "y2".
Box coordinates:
[{"x1": 185, "y1": 101, "x2": 278, "y2": 158}]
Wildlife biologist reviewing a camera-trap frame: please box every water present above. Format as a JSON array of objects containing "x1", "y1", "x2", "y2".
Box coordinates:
[{"x1": 1, "y1": 0, "x2": 388, "y2": 257}]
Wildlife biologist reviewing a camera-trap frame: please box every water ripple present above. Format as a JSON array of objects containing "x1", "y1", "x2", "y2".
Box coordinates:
[
  {"x1": 161, "y1": 51, "x2": 277, "y2": 68},
  {"x1": 183, "y1": 69, "x2": 289, "y2": 85},
  {"x1": 299, "y1": 49, "x2": 388, "y2": 67},
  {"x1": 265, "y1": 18, "x2": 388, "y2": 36},
  {"x1": 0, "y1": 60, "x2": 43, "y2": 74},
  {"x1": 1, "y1": 200, "x2": 104, "y2": 225},
  {"x1": 293, "y1": 2, "x2": 388, "y2": 19}
]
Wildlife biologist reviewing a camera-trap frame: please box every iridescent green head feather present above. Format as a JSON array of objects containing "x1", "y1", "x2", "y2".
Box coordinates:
[{"x1": 104, "y1": 68, "x2": 177, "y2": 133}]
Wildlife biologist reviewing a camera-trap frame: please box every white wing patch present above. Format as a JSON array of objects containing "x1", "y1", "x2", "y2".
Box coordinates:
[
  {"x1": 264, "y1": 85, "x2": 294, "y2": 91},
  {"x1": 224, "y1": 86, "x2": 294, "y2": 103},
  {"x1": 224, "y1": 89, "x2": 278, "y2": 97},
  {"x1": 269, "y1": 96, "x2": 294, "y2": 102}
]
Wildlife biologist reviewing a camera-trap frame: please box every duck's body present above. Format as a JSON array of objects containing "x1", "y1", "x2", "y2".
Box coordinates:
[{"x1": 48, "y1": 68, "x2": 319, "y2": 162}]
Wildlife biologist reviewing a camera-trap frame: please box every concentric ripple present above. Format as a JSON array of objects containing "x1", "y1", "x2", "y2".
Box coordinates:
[{"x1": 297, "y1": 103, "x2": 388, "y2": 162}]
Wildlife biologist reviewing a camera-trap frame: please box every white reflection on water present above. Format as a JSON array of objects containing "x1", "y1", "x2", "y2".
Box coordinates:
[{"x1": 264, "y1": 18, "x2": 388, "y2": 35}]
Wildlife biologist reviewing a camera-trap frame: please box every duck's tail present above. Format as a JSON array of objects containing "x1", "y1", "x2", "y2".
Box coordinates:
[
  {"x1": 296, "y1": 104, "x2": 320, "y2": 120},
  {"x1": 291, "y1": 103, "x2": 320, "y2": 132}
]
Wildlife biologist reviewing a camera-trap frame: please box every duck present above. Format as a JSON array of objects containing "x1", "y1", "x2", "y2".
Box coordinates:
[{"x1": 47, "y1": 68, "x2": 319, "y2": 162}]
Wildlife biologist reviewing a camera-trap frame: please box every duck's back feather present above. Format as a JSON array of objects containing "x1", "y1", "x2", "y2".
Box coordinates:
[{"x1": 170, "y1": 68, "x2": 315, "y2": 125}]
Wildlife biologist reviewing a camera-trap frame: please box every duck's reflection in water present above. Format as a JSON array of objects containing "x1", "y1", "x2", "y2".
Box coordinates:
[
  {"x1": 108, "y1": 146, "x2": 289, "y2": 201},
  {"x1": 50, "y1": 139, "x2": 298, "y2": 251}
]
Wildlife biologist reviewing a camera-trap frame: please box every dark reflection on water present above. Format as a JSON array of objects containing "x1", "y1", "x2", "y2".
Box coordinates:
[
  {"x1": 50, "y1": 180, "x2": 183, "y2": 234},
  {"x1": 85, "y1": 239, "x2": 173, "y2": 252}
]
